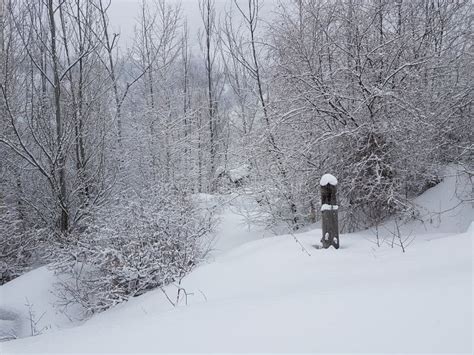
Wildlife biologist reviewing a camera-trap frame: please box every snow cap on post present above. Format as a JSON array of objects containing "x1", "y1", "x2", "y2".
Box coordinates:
[{"x1": 320, "y1": 173, "x2": 338, "y2": 186}]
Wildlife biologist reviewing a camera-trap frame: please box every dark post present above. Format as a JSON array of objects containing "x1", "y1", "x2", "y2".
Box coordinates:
[{"x1": 320, "y1": 174, "x2": 339, "y2": 249}]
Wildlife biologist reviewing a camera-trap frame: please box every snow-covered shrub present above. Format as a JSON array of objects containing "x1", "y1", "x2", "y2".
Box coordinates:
[
  {"x1": 330, "y1": 126, "x2": 441, "y2": 231},
  {"x1": 53, "y1": 186, "x2": 214, "y2": 315},
  {"x1": 0, "y1": 203, "x2": 49, "y2": 285},
  {"x1": 247, "y1": 121, "x2": 442, "y2": 233},
  {"x1": 333, "y1": 129, "x2": 403, "y2": 230}
]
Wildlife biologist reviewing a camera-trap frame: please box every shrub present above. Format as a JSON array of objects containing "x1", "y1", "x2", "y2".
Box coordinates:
[
  {"x1": 0, "y1": 204, "x2": 48, "y2": 285},
  {"x1": 53, "y1": 187, "x2": 214, "y2": 316}
]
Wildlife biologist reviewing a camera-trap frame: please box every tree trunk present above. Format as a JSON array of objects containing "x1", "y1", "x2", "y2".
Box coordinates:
[{"x1": 48, "y1": 0, "x2": 68, "y2": 232}]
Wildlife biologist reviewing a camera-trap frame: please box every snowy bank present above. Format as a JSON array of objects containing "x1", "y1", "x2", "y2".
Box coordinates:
[{"x1": 2, "y1": 225, "x2": 472, "y2": 353}]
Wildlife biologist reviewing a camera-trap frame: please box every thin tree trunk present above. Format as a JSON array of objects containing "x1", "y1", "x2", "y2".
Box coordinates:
[{"x1": 48, "y1": 0, "x2": 68, "y2": 232}]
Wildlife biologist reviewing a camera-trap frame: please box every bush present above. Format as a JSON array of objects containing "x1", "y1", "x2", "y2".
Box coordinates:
[
  {"x1": 53, "y1": 187, "x2": 214, "y2": 316},
  {"x1": 0, "y1": 204, "x2": 48, "y2": 285},
  {"x1": 331, "y1": 126, "x2": 440, "y2": 231}
]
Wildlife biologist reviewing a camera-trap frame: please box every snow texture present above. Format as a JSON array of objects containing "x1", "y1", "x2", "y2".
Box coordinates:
[{"x1": 320, "y1": 173, "x2": 338, "y2": 186}]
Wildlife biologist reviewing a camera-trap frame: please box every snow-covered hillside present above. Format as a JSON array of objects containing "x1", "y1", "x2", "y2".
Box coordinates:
[{"x1": 1, "y1": 171, "x2": 472, "y2": 353}]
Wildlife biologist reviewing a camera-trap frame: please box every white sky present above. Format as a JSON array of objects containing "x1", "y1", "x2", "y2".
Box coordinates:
[{"x1": 108, "y1": 0, "x2": 278, "y2": 49}]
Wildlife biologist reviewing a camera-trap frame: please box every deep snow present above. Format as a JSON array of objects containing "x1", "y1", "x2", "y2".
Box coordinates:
[{"x1": 0, "y1": 169, "x2": 472, "y2": 353}]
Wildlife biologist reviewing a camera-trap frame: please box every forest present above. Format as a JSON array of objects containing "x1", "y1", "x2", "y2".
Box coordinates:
[{"x1": 0, "y1": 0, "x2": 472, "y2": 319}]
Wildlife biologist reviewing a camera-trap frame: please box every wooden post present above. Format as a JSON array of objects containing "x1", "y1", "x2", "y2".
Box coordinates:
[{"x1": 320, "y1": 174, "x2": 339, "y2": 249}]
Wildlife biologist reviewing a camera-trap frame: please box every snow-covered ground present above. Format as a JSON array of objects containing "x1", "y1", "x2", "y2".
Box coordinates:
[
  {"x1": 194, "y1": 192, "x2": 271, "y2": 254},
  {"x1": 1, "y1": 170, "x2": 472, "y2": 353}
]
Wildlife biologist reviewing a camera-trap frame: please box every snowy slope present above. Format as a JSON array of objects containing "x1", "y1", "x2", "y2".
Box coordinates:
[
  {"x1": 0, "y1": 171, "x2": 472, "y2": 353},
  {"x1": 2, "y1": 227, "x2": 471, "y2": 353},
  {"x1": 0, "y1": 267, "x2": 83, "y2": 342},
  {"x1": 410, "y1": 168, "x2": 472, "y2": 233},
  {"x1": 194, "y1": 192, "x2": 270, "y2": 254}
]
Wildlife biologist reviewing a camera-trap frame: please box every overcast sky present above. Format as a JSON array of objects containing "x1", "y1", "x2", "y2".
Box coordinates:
[{"x1": 108, "y1": 0, "x2": 278, "y2": 49}]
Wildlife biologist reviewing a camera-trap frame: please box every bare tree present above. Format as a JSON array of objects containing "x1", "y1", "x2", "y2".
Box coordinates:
[
  {"x1": 199, "y1": 0, "x2": 219, "y2": 192},
  {"x1": 0, "y1": 0, "x2": 115, "y2": 232},
  {"x1": 221, "y1": 0, "x2": 300, "y2": 229}
]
